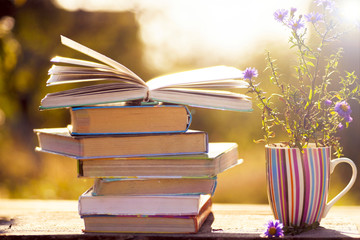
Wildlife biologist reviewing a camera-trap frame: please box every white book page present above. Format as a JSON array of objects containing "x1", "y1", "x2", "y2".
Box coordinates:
[
  {"x1": 41, "y1": 83, "x2": 147, "y2": 109},
  {"x1": 60, "y1": 36, "x2": 146, "y2": 86},
  {"x1": 51, "y1": 56, "x2": 114, "y2": 70},
  {"x1": 48, "y1": 65, "x2": 113, "y2": 75},
  {"x1": 160, "y1": 79, "x2": 249, "y2": 89},
  {"x1": 47, "y1": 74, "x2": 137, "y2": 86},
  {"x1": 150, "y1": 88, "x2": 252, "y2": 111},
  {"x1": 47, "y1": 64, "x2": 138, "y2": 86},
  {"x1": 146, "y1": 66, "x2": 245, "y2": 90}
]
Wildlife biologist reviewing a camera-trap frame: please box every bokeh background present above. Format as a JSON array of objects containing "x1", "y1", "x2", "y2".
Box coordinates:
[{"x1": 0, "y1": 0, "x2": 359, "y2": 204}]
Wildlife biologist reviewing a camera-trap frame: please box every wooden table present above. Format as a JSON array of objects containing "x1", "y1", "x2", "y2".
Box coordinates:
[{"x1": 0, "y1": 199, "x2": 359, "y2": 239}]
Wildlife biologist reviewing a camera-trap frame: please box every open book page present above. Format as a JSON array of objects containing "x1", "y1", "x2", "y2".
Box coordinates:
[
  {"x1": 150, "y1": 88, "x2": 251, "y2": 111},
  {"x1": 47, "y1": 65, "x2": 137, "y2": 86},
  {"x1": 146, "y1": 66, "x2": 248, "y2": 90},
  {"x1": 161, "y1": 79, "x2": 249, "y2": 89},
  {"x1": 51, "y1": 56, "x2": 114, "y2": 71},
  {"x1": 60, "y1": 35, "x2": 146, "y2": 86},
  {"x1": 145, "y1": 65, "x2": 251, "y2": 111},
  {"x1": 41, "y1": 83, "x2": 147, "y2": 109}
]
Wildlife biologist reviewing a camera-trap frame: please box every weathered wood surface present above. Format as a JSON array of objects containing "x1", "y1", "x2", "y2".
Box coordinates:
[{"x1": 0, "y1": 199, "x2": 359, "y2": 239}]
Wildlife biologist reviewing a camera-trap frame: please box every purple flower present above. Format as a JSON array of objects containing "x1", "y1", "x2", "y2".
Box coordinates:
[
  {"x1": 324, "y1": 99, "x2": 332, "y2": 106},
  {"x1": 334, "y1": 101, "x2": 352, "y2": 118},
  {"x1": 274, "y1": 9, "x2": 288, "y2": 22},
  {"x1": 264, "y1": 220, "x2": 284, "y2": 238},
  {"x1": 315, "y1": 0, "x2": 335, "y2": 12},
  {"x1": 243, "y1": 67, "x2": 258, "y2": 80},
  {"x1": 345, "y1": 115, "x2": 353, "y2": 123},
  {"x1": 288, "y1": 18, "x2": 305, "y2": 32},
  {"x1": 305, "y1": 12, "x2": 323, "y2": 23},
  {"x1": 338, "y1": 122, "x2": 344, "y2": 130}
]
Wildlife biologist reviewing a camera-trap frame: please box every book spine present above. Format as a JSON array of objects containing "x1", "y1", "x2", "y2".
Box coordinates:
[{"x1": 195, "y1": 199, "x2": 212, "y2": 233}]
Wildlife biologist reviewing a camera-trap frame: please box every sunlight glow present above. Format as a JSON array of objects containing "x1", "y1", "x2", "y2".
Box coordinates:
[
  {"x1": 54, "y1": 0, "x2": 311, "y2": 71},
  {"x1": 339, "y1": 1, "x2": 360, "y2": 23}
]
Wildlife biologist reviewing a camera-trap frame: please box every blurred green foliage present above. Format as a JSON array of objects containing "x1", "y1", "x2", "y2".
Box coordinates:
[
  {"x1": 0, "y1": 0, "x2": 359, "y2": 204},
  {"x1": 0, "y1": 0, "x2": 148, "y2": 198}
]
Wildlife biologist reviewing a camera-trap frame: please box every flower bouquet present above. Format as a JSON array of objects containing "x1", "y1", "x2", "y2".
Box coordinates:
[
  {"x1": 244, "y1": 0, "x2": 359, "y2": 235},
  {"x1": 246, "y1": 0, "x2": 359, "y2": 156}
]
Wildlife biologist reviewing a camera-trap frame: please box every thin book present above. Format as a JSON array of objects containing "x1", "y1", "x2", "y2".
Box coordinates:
[
  {"x1": 92, "y1": 177, "x2": 217, "y2": 196},
  {"x1": 77, "y1": 142, "x2": 240, "y2": 178},
  {"x1": 79, "y1": 188, "x2": 211, "y2": 216},
  {"x1": 34, "y1": 127, "x2": 208, "y2": 159},
  {"x1": 81, "y1": 198, "x2": 212, "y2": 233},
  {"x1": 70, "y1": 104, "x2": 191, "y2": 135}
]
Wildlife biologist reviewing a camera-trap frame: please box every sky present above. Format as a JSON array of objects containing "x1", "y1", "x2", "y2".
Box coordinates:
[{"x1": 54, "y1": 0, "x2": 359, "y2": 72}]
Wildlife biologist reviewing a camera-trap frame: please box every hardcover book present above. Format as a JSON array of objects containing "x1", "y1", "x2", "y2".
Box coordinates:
[
  {"x1": 81, "y1": 198, "x2": 212, "y2": 233},
  {"x1": 70, "y1": 104, "x2": 191, "y2": 135},
  {"x1": 40, "y1": 36, "x2": 252, "y2": 111},
  {"x1": 77, "y1": 142, "x2": 240, "y2": 178},
  {"x1": 34, "y1": 128, "x2": 208, "y2": 159},
  {"x1": 79, "y1": 188, "x2": 211, "y2": 216},
  {"x1": 92, "y1": 177, "x2": 217, "y2": 196}
]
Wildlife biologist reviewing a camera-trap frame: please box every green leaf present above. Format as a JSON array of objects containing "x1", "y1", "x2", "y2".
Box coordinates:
[
  {"x1": 306, "y1": 61, "x2": 315, "y2": 67},
  {"x1": 352, "y1": 86, "x2": 358, "y2": 94}
]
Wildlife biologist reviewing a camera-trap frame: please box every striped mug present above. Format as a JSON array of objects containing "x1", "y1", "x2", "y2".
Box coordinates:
[{"x1": 266, "y1": 145, "x2": 357, "y2": 227}]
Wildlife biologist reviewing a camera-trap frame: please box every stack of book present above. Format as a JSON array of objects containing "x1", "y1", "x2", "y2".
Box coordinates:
[{"x1": 34, "y1": 36, "x2": 252, "y2": 234}]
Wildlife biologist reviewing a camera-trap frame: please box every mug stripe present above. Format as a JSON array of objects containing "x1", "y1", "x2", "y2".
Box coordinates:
[
  {"x1": 316, "y1": 148, "x2": 329, "y2": 222},
  {"x1": 271, "y1": 148, "x2": 282, "y2": 221},
  {"x1": 313, "y1": 149, "x2": 323, "y2": 221},
  {"x1": 286, "y1": 148, "x2": 295, "y2": 225},
  {"x1": 267, "y1": 149, "x2": 278, "y2": 220},
  {"x1": 308, "y1": 149, "x2": 316, "y2": 224},
  {"x1": 302, "y1": 149, "x2": 310, "y2": 224},
  {"x1": 293, "y1": 148, "x2": 303, "y2": 226},
  {"x1": 313, "y1": 148, "x2": 321, "y2": 224},
  {"x1": 280, "y1": 149, "x2": 288, "y2": 225},
  {"x1": 276, "y1": 149, "x2": 285, "y2": 223}
]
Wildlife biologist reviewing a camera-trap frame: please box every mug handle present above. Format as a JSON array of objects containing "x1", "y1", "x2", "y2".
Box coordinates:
[{"x1": 322, "y1": 158, "x2": 357, "y2": 218}]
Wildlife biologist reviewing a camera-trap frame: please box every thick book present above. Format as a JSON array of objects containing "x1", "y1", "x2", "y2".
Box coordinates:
[
  {"x1": 77, "y1": 142, "x2": 241, "y2": 178},
  {"x1": 92, "y1": 177, "x2": 217, "y2": 196},
  {"x1": 81, "y1": 198, "x2": 212, "y2": 233},
  {"x1": 34, "y1": 128, "x2": 208, "y2": 159},
  {"x1": 78, "y1": 187, "x2": 211, "y2": 216},
  {"x1": 70, "y1": 104, "x2": 191, "y2": 135},
  {"x1": 40, "y1": 36, "x2": 252, "y2": 111}
]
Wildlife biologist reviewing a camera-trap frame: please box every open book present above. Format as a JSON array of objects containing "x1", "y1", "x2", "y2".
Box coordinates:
[{"x1": 40, "y1": 36, "x2": 252, "y2": 111}]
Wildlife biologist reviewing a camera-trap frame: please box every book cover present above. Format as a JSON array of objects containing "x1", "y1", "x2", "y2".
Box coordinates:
[
  {"x1": 34, "y1": 128, "x2": 208, "y2": 159},
  {"x1": 40, "y1": 36, "x2": 252, "y2": 111},
  {"x1": 78, "y1": 187, "x2": 211, "y2": 216},
  {"x1": 70, "y1": 104, "x2": 192, "y2": 135},
  {"x1": 77, "y1": 142, "x2": 241, "y2": 178}
]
